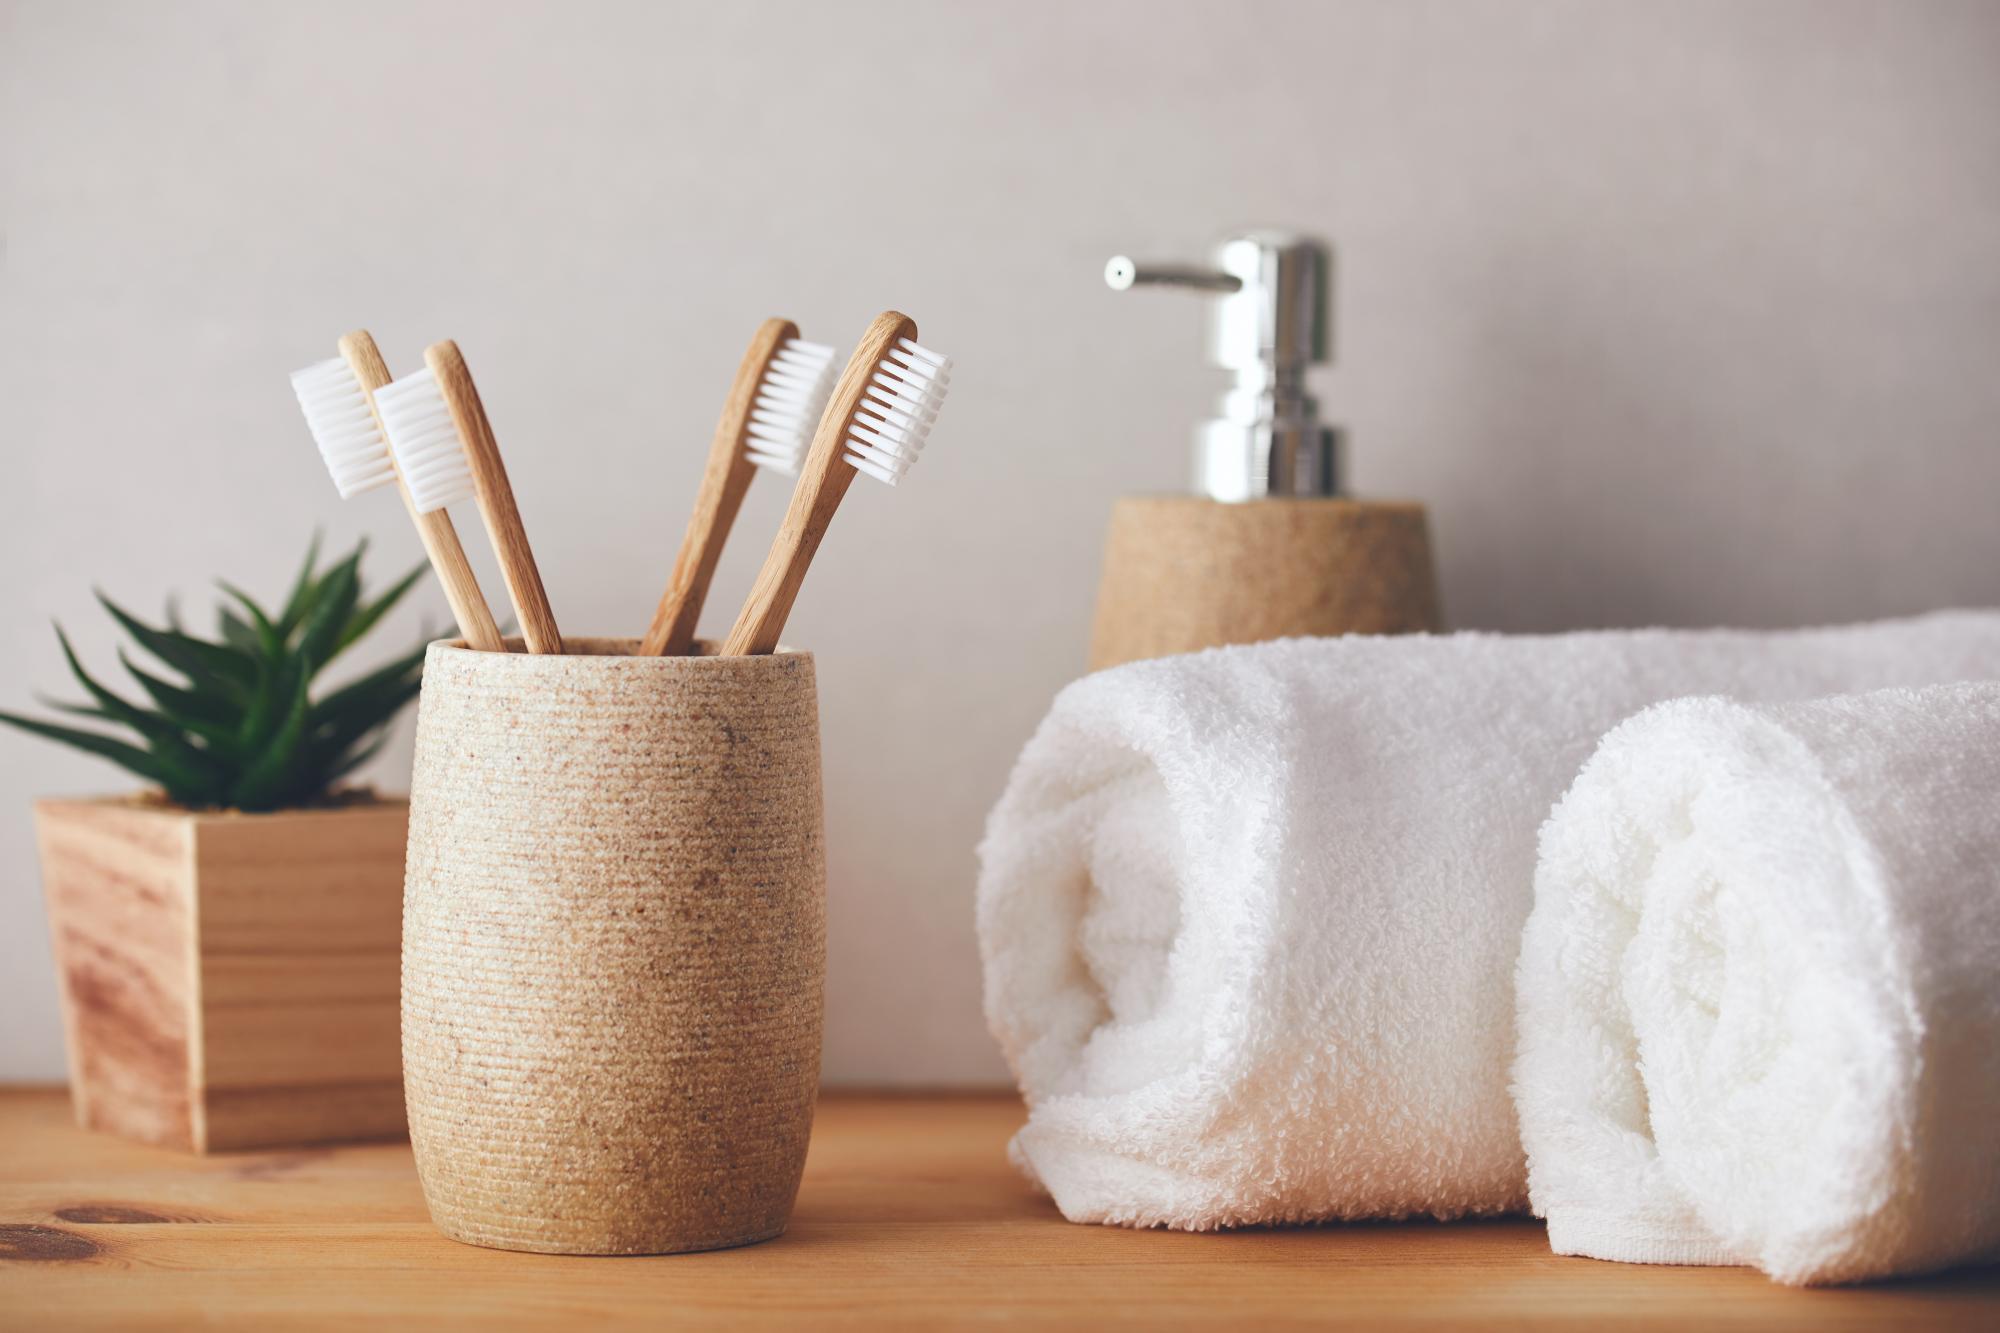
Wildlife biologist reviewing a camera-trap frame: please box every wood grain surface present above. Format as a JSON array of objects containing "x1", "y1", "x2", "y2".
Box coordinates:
[
  {"x1": 34, "y1": 799, "x2": 409, "y2": 1154},
  {"x1": 1, "y1": 1087, "x2": 1994, "y2": 1329},
  {"x1": 34, "y1": 803, "x2": 196, "y2": 1149}
]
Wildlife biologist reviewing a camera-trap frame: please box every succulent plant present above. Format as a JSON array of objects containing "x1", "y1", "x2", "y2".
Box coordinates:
[{"x1": 0, "y1": 537, "x2": 429, "y2": 812}]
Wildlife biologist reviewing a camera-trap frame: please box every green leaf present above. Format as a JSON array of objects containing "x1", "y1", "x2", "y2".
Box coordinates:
[
  {"x1": 0, "y1": 709, "x2": 198, "y2": 798},
  {"x1": 323, "y1": 726, "x2": 394, "y2": 786},
  {"x1": 338, "y1": 559, "x2": 426, "y2": 654},
  {"x1": 227, "y1": 670, "x2": 312, "y2": 810},
  {"x1": 119, "y1": 651, "x2": 239, "y2": 733},
  {"x1": 231, "y1": 657, "x2": 289, "y2": 758},
  {"x1": 310, "y1": 641, "x2": 427, "y2": 728},
  {"x1": 276, "y1": 531, "x2": 323, "y2": 638},
  {"x1": 300, "y1": 636, "x2": 424, "y2": 796},
  {"x1": 41, "y1": 698, "x2": 151, "y2": 731},
  {"x1": 296, "y1": 548, "x2": 361, "y2": 672},
  {"x1": 311, "y1": 674, "x2": 420, "y2": 765},
  {"x1": 52, "y1": 628, "x2": 226, "y2": 793},
  {"x1": 217, "y1": 607, "x2": 261, "y2": 656},
  {"x1": 54, "y1": 628, "x2": 169, "y2": 739},
  {"x1": 217, "y1": 582, "x2": 283, "y2": 660},
  {"x1": 97, "y1": 594, "x2": 256, "y2": 696},
  {"x1": 40, "y1": 705, "x2": 225, "y2": 804}
]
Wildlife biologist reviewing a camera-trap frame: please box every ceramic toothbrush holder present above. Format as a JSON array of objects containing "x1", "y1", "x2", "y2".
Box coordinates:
[{"x1": 401, "y1": 638, "x2": 826, "y2": 1255}]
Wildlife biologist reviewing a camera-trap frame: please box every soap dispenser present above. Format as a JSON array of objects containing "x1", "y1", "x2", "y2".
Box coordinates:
[{"x1": 1088, "y1": 230, "x2": 1442, "y2": 670}]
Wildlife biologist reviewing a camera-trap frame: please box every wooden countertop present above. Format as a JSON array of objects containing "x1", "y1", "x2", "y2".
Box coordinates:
[{"x1": 2, "y1": 1086, "x2": 1995, "y2": 1329}]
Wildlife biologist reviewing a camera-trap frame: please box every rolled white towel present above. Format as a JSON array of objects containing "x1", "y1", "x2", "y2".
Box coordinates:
[
  {"x1": 977, "y1": 612, "x2": 2000, "y2": 1230},
  {"x1": 1515, "y1": 682, "x2": 2000, "y2": 1285}
]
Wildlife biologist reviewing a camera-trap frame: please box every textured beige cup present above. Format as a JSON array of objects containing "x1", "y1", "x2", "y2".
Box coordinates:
[{"x1": 401, "y1": 638, "x2": 825, "y2": 1255}]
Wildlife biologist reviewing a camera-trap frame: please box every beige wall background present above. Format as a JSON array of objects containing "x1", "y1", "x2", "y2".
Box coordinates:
[{"x1": 4, "y1": 0, "x2": 1998, "y2": 1085}]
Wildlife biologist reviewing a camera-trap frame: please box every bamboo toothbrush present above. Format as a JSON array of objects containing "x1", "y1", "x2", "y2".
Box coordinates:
[
  {"x1": 289, "y1": 332, "x2": 508, "y2": 653},
  {"x1": 374, "y1": 342, "x2": 564, "y2": 654},
  {"x1": 721, "y1": 311, "x2": 952, "y2": 656},
  {"x1": 638, "y1": 319, "x2": 838, "y2": 656}
]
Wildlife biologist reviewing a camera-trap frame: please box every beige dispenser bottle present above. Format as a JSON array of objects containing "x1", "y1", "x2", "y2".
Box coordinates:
[{"x1": 1088, "y1": 230, "x2": 1443, "y2": 670}]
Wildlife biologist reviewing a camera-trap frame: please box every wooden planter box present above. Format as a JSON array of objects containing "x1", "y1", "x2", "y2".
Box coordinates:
[{"x1": 34, "y1": 796, "x2": 409, "y2": 1153}]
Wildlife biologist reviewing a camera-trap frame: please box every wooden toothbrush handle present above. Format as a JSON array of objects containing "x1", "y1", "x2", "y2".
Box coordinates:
[
  {"x1": 338, "y1": 332, "x2": 507, "y2": 654},
  {"x1": 721, "y1": 311, "x2": 916, "y2": 656},
  {"x1": 639, "y1": 317, "x2": 798, "y2": 656},
  {"x1": 425, "y1": 340, "x2": 564, "y2": 655}
]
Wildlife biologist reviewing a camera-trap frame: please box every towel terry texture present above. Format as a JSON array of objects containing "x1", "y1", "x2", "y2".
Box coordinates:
[
  {"x1": 976, "y1": 612, "x2": 2000, "y2": 1230},
  {"x1": 1514, "y1": 682, "x2": 2000, "y2": 1285}
]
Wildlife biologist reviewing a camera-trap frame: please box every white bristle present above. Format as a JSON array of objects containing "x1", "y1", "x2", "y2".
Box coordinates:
[
  {"x1": 844, "y1": 337, "x2": 952, "y2": 486},
  {"x1": 745, "y1": 337, "x2": 838, "y2": 476},
  {"x1": 373, "y1": 368, "x2": 476, "y2": 515},
  {"x1": 289, "y1": 357, "x2": 398, "y2": 498}
]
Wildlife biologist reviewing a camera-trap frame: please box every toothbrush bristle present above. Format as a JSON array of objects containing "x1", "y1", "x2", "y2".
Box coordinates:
[
  {"x1": 844, "y1": 337, "x2": 951, "y2": 486},
  {"x1": 373, "y1": 368, "x2": 476, "y2": 515},
  {"x1": 745, "y1": 337, "x2": 838, "y2": 476},
  {"x1": 289, "y1": 357, "x2": 398, "y2": 498}
]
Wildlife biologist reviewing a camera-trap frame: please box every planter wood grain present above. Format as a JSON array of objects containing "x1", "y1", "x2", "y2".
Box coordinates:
[
  {"x1": 34, "y1": 796, "x2": 409, "y2": 1153},
  {"x1": 402, "y1": 639, "x2": 827, "y2": 1256}
]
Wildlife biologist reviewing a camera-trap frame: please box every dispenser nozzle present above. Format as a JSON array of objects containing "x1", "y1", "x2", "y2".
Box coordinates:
[{"x1": 1103, "y1": 257, "x2": 1242, "y2": 294}]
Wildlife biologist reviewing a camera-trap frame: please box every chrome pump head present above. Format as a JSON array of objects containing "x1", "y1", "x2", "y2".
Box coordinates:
[{"x1": 1105, "y1": 229, "x2": 1339, "y2": 502}]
